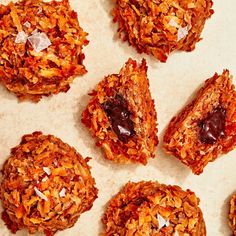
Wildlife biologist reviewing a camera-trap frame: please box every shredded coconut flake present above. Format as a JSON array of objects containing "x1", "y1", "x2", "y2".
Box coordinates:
[
  {"x1": 42, "y1": 176, "x2": 48, "y2": 182},
  {"x1": 59, "y1": 188, "x2": 66, "y2": 197},
  {"x1": 177, "y1": 26, "x2": 189, "y2": 41},
  {"x1": 157, "y1": 214, "x2": 169, "y2": 229},
  {"x1": 37, "y1": 6, "x2": 42, "y2": 14},
  {"x1": 169, "y1": 18, "x2": 179, "y2": 28},
  {"x1": 28, "y1": 32, "x2": 51, "y2": 53},
  {"x1": 54, "y1": 160, "x2": 58, "y2": 166},
  {"x1": 200, "y1": 150, "x2": 206, "y2": 155},
  {"x1": 34, "y1": 187, "x2": 48, "y2": 201},
  {"x1": 174, "y1": 231, "x2": 179, "y2": 236},
  {"x1": 188, "y1": 3, "x2": 196, "y2": 8},
  {"x1": 23, "y1": 21, "x2": 31, "y2": 28},
  {"x1": 15, "y1": 31, "x2": 28, "y2": 44},
  {"x1": 43, "y1": 167, "x2": 51, "y2": 176}
]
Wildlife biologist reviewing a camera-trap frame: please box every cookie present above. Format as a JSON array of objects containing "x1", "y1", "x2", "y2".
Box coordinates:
[
  {"x1": 0, "y1": 132, "x2": 98, "y2": 235},
  {"x1": 112, "y1": 0, "x2": 213, "y2": 62},
  {"x1": 102, "y1": 181, "x2": 206, "y2": 236},
  {"x1": 0, "y1": 0, "x2": 88, "y2": 102},
  {"x1": 82, "y1": 58, "x2": 158, "y2": 164},
  {"x1": 163, "y1": 70, "x2": 236, "y2": 174}
]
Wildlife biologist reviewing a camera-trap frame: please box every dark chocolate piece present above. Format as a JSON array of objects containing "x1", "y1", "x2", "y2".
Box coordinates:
[
  {"x1": 102, "y1": 94, "x2": 136, "y2": 143},
  {"x1": 199, "y1": 105, "x2": 226, "y2": 144}
]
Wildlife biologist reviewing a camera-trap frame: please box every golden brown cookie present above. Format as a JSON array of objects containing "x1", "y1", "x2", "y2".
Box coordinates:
[
  {"x1": 112, "y1": 0, "x2": 213, "y2": 62},
  {"x1": 82, "y1": 58, "x2": 158, "y2": 164},
  {"x1": 0, "y1": 132, "x2": 98, "y2": 235},
  {"x1": 163, "y1": 70, "x2": 236, "y2": 175},
  {"x1": 0, "y1": 0, "x2": 88, "y2": 102},
  {"x1": 102, "y1": 181, "x2": 206, "y2": 236}
]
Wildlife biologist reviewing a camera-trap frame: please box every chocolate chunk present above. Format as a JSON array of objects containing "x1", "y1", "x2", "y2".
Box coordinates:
[
  {"x1": 198, "y1": 105, "x2": 226, "y2": 144},
  {"x1": 102, "y1": 94, "x2": 136, "y2": 143}
]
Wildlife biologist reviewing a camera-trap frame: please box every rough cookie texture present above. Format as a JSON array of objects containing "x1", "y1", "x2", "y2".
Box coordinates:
[
  {"x1": 112, "y1": 0, "x2": 213, "y2": 62},
  {"x1": 0, "y1": 132, "x2": 98, "y2": 235},
  {"x1": 163, "y1": 70, "x2": 236, "y2": 175},
  {"x1": 82, "y1": 58, "x2": 158, "y2": 164},
  {"x1": 0, "y1": 0, "x2": 88, "y2": 102},
  {"x1": 102, "y1": 181, "x2": 206, "y2": 236},
  {"x1": 229, "y1": 193, "x2": 236, "y2": 235}
]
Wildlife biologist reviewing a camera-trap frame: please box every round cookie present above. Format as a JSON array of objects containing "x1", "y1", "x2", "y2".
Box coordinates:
[
  {"x1": 229, "y1": 193, "x2": 236, "y2": 235},
  {"x1": 102, "y1": 181, "x2": 206, "y2": 236},
  {"x1": 112, "y1": 0, "x2": 214, "y2": 62},
  {"x1": 0, "y1": 0, "x2": 88, "y2": 102},
  {"x1": 0, "y1": 132, "x2": 98, "y2": 235}
]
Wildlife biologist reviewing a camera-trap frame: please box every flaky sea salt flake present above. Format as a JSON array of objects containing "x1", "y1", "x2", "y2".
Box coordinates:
[
  {"x1": 34, "y1": 187, "x2": 48, "y2": 201},
  {"x1": 15, "y1": 31, "x2": 28, "y2": 44},
  {"x1": 177, "y1": 26, "x2": 189, "y2": 41},
  {"x1": 43, "y1": 167, "x2": 51, "y2": 175},
  {"x1": 59, "y1": 188, "x2": 66, "y2": 197},
  {"x1": 157, "y1": 214, "x2": 169, "y2": 229},
  {"x1": 23, "y1": 21, "x2": 31, "y2": 28},
  {"x1": 28, "y1": 32, "x2": 51, "y2": 53},
  {"x1": 31, "y1": 29, "x2": 38, "y2": 35}
]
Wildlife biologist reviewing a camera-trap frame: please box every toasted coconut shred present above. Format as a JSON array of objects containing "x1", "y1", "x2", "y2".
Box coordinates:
[
  {"x1": 0, "y1": 0, "x2": 89, "y2": 102},
  {"x1": 102, "y1": 181, "x2": 206, "y2": 236},
  {"x1": 0, "y1": 132, "x2": 98, "y2": 235},
  {"x1": 112, "y1": 0, "x2": 214, "y2": 62}
]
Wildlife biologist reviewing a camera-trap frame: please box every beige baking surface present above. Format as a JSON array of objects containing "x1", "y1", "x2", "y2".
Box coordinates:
[{"x1": 0, "y1": 0, "x2": 236, "y2": 235}]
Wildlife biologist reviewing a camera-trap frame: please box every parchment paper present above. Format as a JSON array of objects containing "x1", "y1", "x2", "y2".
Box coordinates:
[{"x1": 0, "y1": 0, "x2": 236, "y2": 235}]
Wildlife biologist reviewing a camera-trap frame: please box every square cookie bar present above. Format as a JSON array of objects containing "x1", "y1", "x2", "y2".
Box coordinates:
[
  {"x1": 163, "y1": 70, "x2": 236, "y2": 175},
  {"x1": 82, "y1": 58, "x2": 158, "y2": 164}
]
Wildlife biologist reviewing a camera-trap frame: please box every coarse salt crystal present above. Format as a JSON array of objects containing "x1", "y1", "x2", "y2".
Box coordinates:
[
  {"x1": 28, "y1": 32, "x2": 51, "y2": 53},
  {"x1": 59, "y1": 188, "x2": 66, "y2": 197},
  {"x1": 168, "y1": 18, "x2": 179, "y2": 28},
  {"x1": 23, "y1": 21, "x2": 31, "y2": 28},
  {"x1": 15, "y1": 31, "x2": 28, "y2": 44},
  {"x1": 31, "y1": 29, "x2": 38, "y2": 35},
  {"x1": 177, "y1": 26, "x2": 189, "y2": 41},
  {"x1": 43, "y1": 167, "x2": 51, "y2": 176},
  {"x1": 34, "y1": 187, "x2": 48, "y2": 201},
  {"x1": 157, "y1": 214, "x2": 169, "y2": 229}
]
